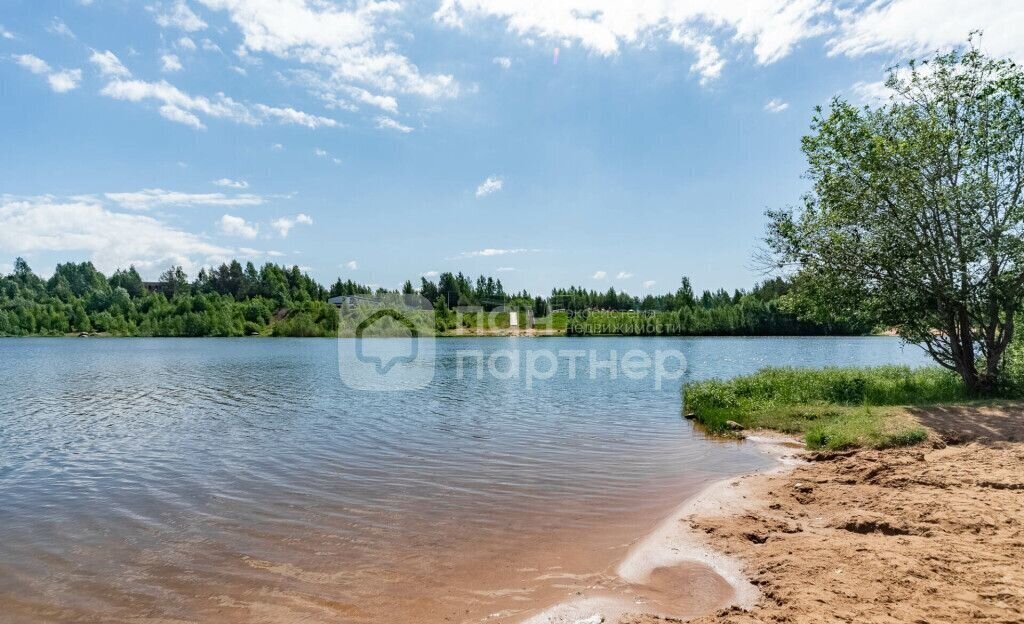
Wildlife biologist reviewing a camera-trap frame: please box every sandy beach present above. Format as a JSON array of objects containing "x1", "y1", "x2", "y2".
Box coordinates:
[{"x1": 531, "y1": 405, "x2": 1024, "y2": 624}]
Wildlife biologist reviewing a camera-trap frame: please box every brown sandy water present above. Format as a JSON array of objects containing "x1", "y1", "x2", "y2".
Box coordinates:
[{"x1": 0, "y1": 337, "x2": 931, "y2": 623}]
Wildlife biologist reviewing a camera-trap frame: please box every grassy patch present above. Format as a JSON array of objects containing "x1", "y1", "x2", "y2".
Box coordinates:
[
  {"x1": 532, "y1": 311, "x2": 568, "y2": 332},
  {"x1": 801, "y1": 406, "x2": 928, "y2": 450},
  {"x1": 683, "y1": 365, "x2": 963, "y2": 449}
]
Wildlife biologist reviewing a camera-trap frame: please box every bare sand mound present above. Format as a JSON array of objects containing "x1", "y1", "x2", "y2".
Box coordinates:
[{"x1": 624, "y1": 406, "x2": 1024, "y2": 624}]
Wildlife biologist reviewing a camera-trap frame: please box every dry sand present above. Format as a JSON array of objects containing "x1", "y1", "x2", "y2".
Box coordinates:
[{"x1": 614, "y1": 404, "x2": 1024, "y2": 624}]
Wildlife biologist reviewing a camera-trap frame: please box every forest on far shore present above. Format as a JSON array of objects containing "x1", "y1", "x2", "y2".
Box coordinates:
[{"x1": 0, "y1": 257, "x2": 867, "y2": 337}]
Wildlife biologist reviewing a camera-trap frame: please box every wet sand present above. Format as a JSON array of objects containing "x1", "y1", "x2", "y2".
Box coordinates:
[{"x1": 522, "y1": 435, "x2": 800, "y2": 623}]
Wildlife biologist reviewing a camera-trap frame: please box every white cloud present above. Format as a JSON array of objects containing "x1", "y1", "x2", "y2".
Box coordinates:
[
  {"x1": 196, "y1": 0, "x2": 458, "y2": 114},
  {"x1": 237, "y1": 247, "x2": 284, "y2": 259},
  {"x1": 668, "y1": 29, "x2": 725, "y2": 85},
  {"x1": 300, "y1": 75, "x2": 400, "y2": 114},
  {"x1": 849, "y1": 78, "x2": 892, "y2": 104},
  {"x1": 643, "y1": 280, "x2": 656, "y2": 289},
  {"x1": 457, "y1": 247, "x2": 534, "y2": 258},
  {"x1": 270, "y1": 213, "x2": 313, "y2": 237},
  {"x1": 201, "y1": 38, "x2": 222, "y2": 52},
  {"x1": 0, "y1": 24, "x2": 14, "y2": 40},
  {"x1": 434, "y1": 1, "x2": 832, "y2": 84},
  {"x1": 158, "y1": 104, "x2": 204, "y2": 128},
  {"x1": 847, "y1": 62, "x2": 939, "y2": 105},
  {"x1": 105, "y1": 188, "x2": 264, "y2": 210},
  {"x1": 253, "y1": 103, "x2": 339, "y2": 128},
  {"x1": 218, "y1": 213, "x2": 259, "y2": 238},
  {"x1": 764, "y1": 97, "x2": 789, "y2": 113},
  {"x1": 100, "y1": 79, "x2": 254, "y2": 129},
  {"x1": 89, "y1": 49, "x2": 131, "y2": 78},
  {"x1": 272, "y1": 143, "x2": 284, "y2": 150},
  {"x1": 312, "y1": 147, "x2": 341, "y2": 164},
  {"x1": 212, "y1": 177, "x2": 249, "y2": 189},
  {"x1": 422, "y1": 270, "x2": 439, "y2": 278},
  {"x1": 15, "y1": 54, "x2": 50, "y2": 75},
  {"x1": 475, "y1": 175, "x2": 503, "y2": 198},
  {"x1": 375, "y1": 116, "x2": 413, "y2": 133},
  {"x1": 99, "y1": 78, "x2": 337, "y2": 130},
  {"x1": 592, "y1": 270, "x2": 607, "y2": 280},
  {"x1": 829, "y1": 0, "x2": 1024, "y2": 63},
  {"x1": 493, "y1": 56, "x2": 512, "y2": 69},
  {"x1": 344, "y1": 260, "x2": 358, "y2": 270},
  {"x1": 156, "y1": 1, "x2": 208, "y2": 32},
  {"x1": 177, "y1": 36, "x2": 197, "y2": 50},
  {"x1": 344, "y1": 85, "x2": 399, "y2": 112},
  {"x1": 0, "y1": 196, "x2": 231, "y2": 275},
  {"x1": 615, "y1": 271, "x2": 633, "y2": 279},
  {"x1": 496, "y1": 266, "x2": 515, "y2": 272},
  {"x1": 161, "y1": 53, "x2": 184, "y2": 72},
  {"x1": 47, "y1": 69, "x2": 82, "y2": 93},
  {"x1": 47, "y1": 18, "x2": 75, "y2": 39},
  {"x1": 15, "y1": 55, "x2": 81, "y2": 93}
]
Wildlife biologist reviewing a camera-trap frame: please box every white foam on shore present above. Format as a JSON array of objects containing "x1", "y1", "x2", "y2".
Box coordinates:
[
  {"x1": 522, "y1": 433, "x2": 803, "y2": 624},
  {"x1": 519, "y1": 596, "x2": 631, "y2": 624}
]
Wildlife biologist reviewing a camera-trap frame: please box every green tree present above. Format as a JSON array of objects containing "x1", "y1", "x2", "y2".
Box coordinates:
[
  {"x1": 109, "y1": 266, "x2": 144, "y2": 298},
  {"x1": 675, "y1": 277, "x2": 696, "y2": 308},
  {"x1": 767, "y1": 41, "x2": 1024, "y2": 394},
  {"x1": 160, "y1": 266, "x2": 190, "y2": 298}
]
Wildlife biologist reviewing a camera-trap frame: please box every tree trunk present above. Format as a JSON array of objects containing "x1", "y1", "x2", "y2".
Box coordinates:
[
  {"x1": 957, "y1": 350, "x2": 1004, "y2": 396},
  {"x1": 958, "y1": 360, "x2": 982, "y2": 395}
]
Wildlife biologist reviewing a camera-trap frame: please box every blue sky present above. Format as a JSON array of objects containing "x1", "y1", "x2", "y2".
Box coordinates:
[{"x1": 2, "y1": 1, "x2": 1021, "y2": 295}]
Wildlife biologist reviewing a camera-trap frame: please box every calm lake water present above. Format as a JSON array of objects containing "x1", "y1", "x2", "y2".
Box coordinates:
[{"x1": 0, "y1": 336, "x2": 931, "y2": 623}]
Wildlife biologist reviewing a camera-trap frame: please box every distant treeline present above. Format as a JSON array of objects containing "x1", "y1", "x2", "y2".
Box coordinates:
[
  {"x1": 0, "y1": 258, "x2": 338, "y2": 337},
  {"x1": 560, "y1": 278, "x2": 867, "y2": 336},
  {"x1": 0, "y1": 258, "x2": 866, "y2": 337}
]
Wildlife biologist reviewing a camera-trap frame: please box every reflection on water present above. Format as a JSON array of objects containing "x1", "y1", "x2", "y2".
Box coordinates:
[{"x1": 0, "y1": 336, "x2": 930, "y2": 623}]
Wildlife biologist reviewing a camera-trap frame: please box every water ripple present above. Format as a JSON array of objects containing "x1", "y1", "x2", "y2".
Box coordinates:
[{"x1": 0, "y1": 336, "x2": 930, "y2": 623}]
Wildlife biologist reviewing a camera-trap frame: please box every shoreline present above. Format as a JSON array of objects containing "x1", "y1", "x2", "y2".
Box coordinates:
[
  {"x1": 521, "y1": 433, "x2": 805, "y2": 624},
  {"x1": 637, "y1": 406, "x2": 1023, "y2": 624},
  {"x1": 525, "y1": 404, "x2": 1024, "y2": 624}
]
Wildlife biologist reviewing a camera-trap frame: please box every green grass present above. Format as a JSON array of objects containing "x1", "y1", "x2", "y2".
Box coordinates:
[
  {"x1": 458, "y1": 311, "x2": 509, "y2": 330},
  {"x1": 532, "y1": 311, "x2": 568, "y2": 332},
  {"x1": 683, "y1": 365, "x2": 966, "y2": 450}
]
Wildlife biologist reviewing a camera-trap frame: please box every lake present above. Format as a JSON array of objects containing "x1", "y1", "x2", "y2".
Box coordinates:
[{"x1": 0, "y1": 336, "x2": 931, "y2": 623}]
